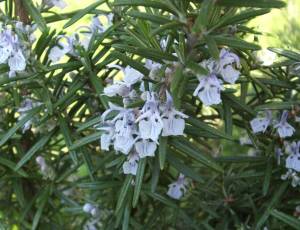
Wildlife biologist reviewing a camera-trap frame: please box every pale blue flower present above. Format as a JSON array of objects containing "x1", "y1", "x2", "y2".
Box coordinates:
[
  {"x1": 218, "y1": 48, "x2": 241, "y2": 84},
  {"x1": 103, "y1": 83, "x2": 130, "y2": 97},
  {"x1": 48, "y1": 35, "x2": 73, "y2": 62},
  {"x1": 103, "y1": 65, "x2": 143, "y2": 97},
  {"x1": 83, "y1": 203, "x2": 99, "y2": 217},
  {"x1": 250, "y1": 110, "x2": 272, "y2": 133},
  {"x1": 135, "y1": 139, "x2": 157, "y2": 158},
  {"x1": 123, "y1": 152, "x2": 139, "y2": 175},
  {"x1": 193, "y1": 74, "x2": 224, "y2": 106},
  {"x1": 0, "y1": 29, "x2": 14, "y2": 63},
  {"x1": 99, "y1": 103, "x2": 137, "y2": 154},
  {"x1": 274, "y1": 111, "x2": 295, "y2": 138},
  {"x1": 91, "y1": 13, "x2": 114, "y2": 33},
  {"x1": 161, "y1": 91, "x2": 188, "y2": 136},
  {"x1": 136, "y1": 92, "x2": 163, "y2": 141},
  {"x1": 285, "y1": 141, "x2": 300, "y2": 172},
  {"x1": 167, "y1": 174, "x2": 188, "y2": 200},
  {"x1": 0, "y1": 28, "x2": 26, "y2": 75},
  {"x1": 8, "y1": 49, "x2": 26, "y2": 72},
  {"x1": 96, "y1": 122, "x2": 115, "y2": 151},
  {"x1": 145, "y1": 59, "x2": 162, "y2": 80},
  {"x1": 281, "y1": 169, "x2": 300, "y2": 187}
]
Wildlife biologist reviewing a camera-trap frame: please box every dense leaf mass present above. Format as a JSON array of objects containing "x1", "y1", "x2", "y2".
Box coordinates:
[{"x1": 0, "y1": 0, "x2": 300, "y2": 229}]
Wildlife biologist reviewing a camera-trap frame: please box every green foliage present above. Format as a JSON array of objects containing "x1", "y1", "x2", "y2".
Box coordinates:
[{"x1": 0, "y1": 0, "x2": 300, "y2": 229}]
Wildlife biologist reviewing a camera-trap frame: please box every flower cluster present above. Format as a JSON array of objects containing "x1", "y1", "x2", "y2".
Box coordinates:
[
  {"x1": 98, "y1": 92, "x2": 187, "y2": 176},
  {"x1": 97, "y1": 62, "x2": 188, "y2": 176},
  {"x1": 0, "y1": 22, "x2": 36, "y2": 77},
  {"x1": 49, "y1": 14, "x2": 113, "y2": 63},
  {"x1": 250, "y1": 110, "x2": 295, "y2": 138},
  {"x1": 280, "y1": 141, "x2": 300, "y2": 187},
  {"x1": 251, "y1": 110, "x2": 299, "y2": 186},
  {"x1": 193, "y1": 48, "x2": 241, "y2": 106}
]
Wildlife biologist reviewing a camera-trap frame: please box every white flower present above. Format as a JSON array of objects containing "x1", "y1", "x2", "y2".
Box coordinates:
[
  {"x1": 292, "y1": 174, "x2": 300, "y2": 187},
  {"x1": 48, "y1": 35, "x2": 75, "y2": 63},
  {"x1": 8, "y1": 50, "x2": 26, "y2": 72},
  {"x1": 167, "y1": 174, "x2": 188, "y2": 200},
  {"x1": 103, "y1": 83, "x2": 130, "y2": 97},
  {"x1": 295, "y1": 116, "x2": 300, "y2": 122},
  {"x1": 123, "y1": 152, "x2": 139, "y2": 175},
  {"x1": 98, "y1": 103, "x2": 137, "y2": 154},
  {"x1": 136, "y1": 92, "x2": 163, "y2": 141},
  {"x1": 103, "y1": 65, "x2": 143, "y2": 98},
  {"x1": 96, "y1": 123, "x2": 115, "y2": 151},
  {"x1": 0, "y1": 29, "x2": 27, "y2": 74},
  {"x1": 250, "y1": 110, "x2": 272, "y2": 133},
  {"x1": 145, "y1": 59, "x2": 162, "y2": 80},
  {"x1": 123, "y1": 66, "x2": 144, "y2": 86},
  {"x1": 91, "y1": 13, "x2": 113, "y2": 33},
  {"x1": 193, "y1": 74, "x2": 224, "y2": 106},
  {"x1": 48, "y1": 45, "x2": 68, "y2": 63},
  {"x1": 218, "y1": 48, "x2": 241, "y2": 84},
  {"x1": 108, "y1": 64, "x2": 143, "y2": 87},
  {"x1": 160, "y1": 38, "x2": 167, "y2": 51},
  {"x1": 161, "y1": 91, "x2": 188, "y2": 136},
  {"x1": 274, "y1": 111, "x2": 295, "y2": 138},
  {"x1": 281, "y1": 169, "x2": 300, "y2": 187},
  {"x1": 285, "y1": 141, "x2": 300, "y2": 172},
  {"x1": 255, "y1": 49, "x2": 276, "y2": 66},
  {"x1": 113, "y1": 110, "x2": 136, "y2": 137},
  {"x1": 219, "y1": 65, "x2": 240, "y2": 84},
  {"x1": 135, "y1": 139, "x2": 157, "y2": 158},
  {"x1": 83, "y1": 203, "x2": 93, "y2": 213},
  {"x1": 114, "y1": 135, "x2": 135, "y2": 155},
  {"x1": 83, "y1": 203, "x2": 99, "y2": 217}
]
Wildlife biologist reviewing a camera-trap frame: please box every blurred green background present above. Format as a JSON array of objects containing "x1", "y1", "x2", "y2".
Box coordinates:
[
  {"x1": 250, "y1": 0, "x2": 300, "y2": 50},
  {"x1": 43, "y1": 0, "x2": 300, "y2": 50}
]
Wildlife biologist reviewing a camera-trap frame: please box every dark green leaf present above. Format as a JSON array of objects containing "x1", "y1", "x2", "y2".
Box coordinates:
[
  {"x1": 132, "y1": 158, "x2": 146, "y2": 207},
  {"x1": 0, "y1": 106, "x2": 42, "y2": 146},
  {"x1": 216, "y1": 0, "x2": 286, "y2": 8},
  {"x1": 15, "y1": 130, "x2": 54, "y2": 170},
  {"x1": 116, "y1": 175, "x2": 133, "y2": 212},
  {"x1": 270, "y1": 209, "x2": 300, "y2": 229},
  {"x1": 268, "y1": 48, "x2": 300, "y2": 61},
  {"x1": 170, "y1": 138, "x2": 223, "y2": 173},
  {"x1": 213, "y1": 35, "x2": 261, "y2": 50}
]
